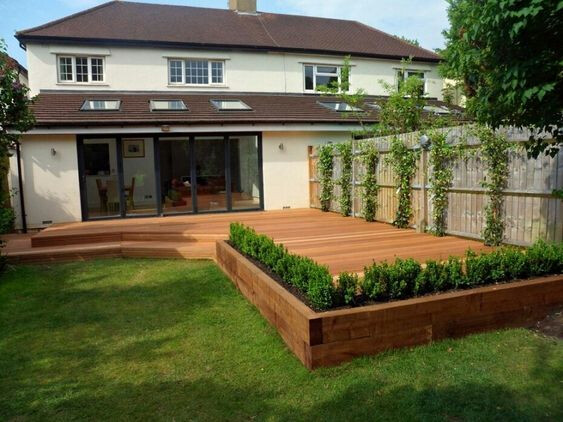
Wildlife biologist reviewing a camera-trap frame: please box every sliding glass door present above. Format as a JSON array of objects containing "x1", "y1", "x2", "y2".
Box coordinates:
[{"x1": 229, "y1": 135, "x2": 261, "y2": 210}]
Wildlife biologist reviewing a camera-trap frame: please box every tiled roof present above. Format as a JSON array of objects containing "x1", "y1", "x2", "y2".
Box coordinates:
[
  {"x1": 16, "y1": 1, "x2": 440, "y2": 62},
  {"x1": 30, "y1": 91, "x2": 461, "y2": 127}
]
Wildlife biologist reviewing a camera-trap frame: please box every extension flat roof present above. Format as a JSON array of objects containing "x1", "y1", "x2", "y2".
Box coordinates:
[{"x1": 16, "y1": 1, "x2": 440, "y2": 62}]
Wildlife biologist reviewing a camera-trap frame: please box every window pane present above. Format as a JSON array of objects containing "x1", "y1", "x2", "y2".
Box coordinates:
[
  {"x1": 91, "y1": 58, "x2": 104, "y2": 82},
  {"x1": 195, "y1": 136, "x2": 226, "y2": 212},
  {"x1": 304, "y1": 65, "x2": 314, "y2": 90},
  {"x1": 317, "y1": 66, "x2": 338, "y2": 74},
  {"x1": 59, "y1": 57, "x2": 73, "y2": 81},
  {"x1": 230, "y1": 136, "x2": 261, "y2": 210},
  {"x1": 150, "y1": 100, "x2": 187, "y2": 111},
  {"x1": 169, "y1": 60, "x2": 183, "y2": 83},
  {"x1": 159, "y1": 138, "x2": 193, "y2": 214},
  {"x1": 316, "y1": 75, "x2": 338, "y2": 88},
  {"x1": 81, "y1": 100, "x2": 121, "y2": 111},
  {"x1": 186, "y1": 60, "x2": 209, "y2": 84},
  {"x1": 76, "y1": 57, "x2": 89, "y2": 82},
  {"x1": 211, "y1": 99, "x2": 251, "y2": 111},
  {"x1": 211, "y1": 62, "x2": 223, "y2": 84}
]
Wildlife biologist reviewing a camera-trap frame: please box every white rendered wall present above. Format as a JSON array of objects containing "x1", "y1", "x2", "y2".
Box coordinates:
[
  {"x1": 261, "y1": 131, "x2": 350, "y2": 210},
  {"x1": 26, "y1": 43, "x2": 443, "y2": 99},
  {"x1": 10, "y1": 135, "x2": 81, "y2": 229}
]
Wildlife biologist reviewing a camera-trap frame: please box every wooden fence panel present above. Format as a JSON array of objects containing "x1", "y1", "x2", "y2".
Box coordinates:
[{"x1": 309, "y1": 126, "x2": 562, "y2": 246}]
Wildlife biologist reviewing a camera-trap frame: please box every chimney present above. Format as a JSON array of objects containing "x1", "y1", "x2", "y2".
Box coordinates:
[{"x1": 229, "y1": 0, "x2": 257, "y2": 14}]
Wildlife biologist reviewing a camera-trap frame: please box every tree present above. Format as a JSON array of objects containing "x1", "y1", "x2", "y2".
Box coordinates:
[
  {"x1": 440, "y1": 0, "x2": 562, "y2": 157},
  {"x1": 0, "y1": 40, "x2": 35, "y2": 247},
  {"x1": 396, "y1": 36, "x2": 420, "y2": 47}
]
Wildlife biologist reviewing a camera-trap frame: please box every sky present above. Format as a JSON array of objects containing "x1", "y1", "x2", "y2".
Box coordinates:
[{"x1": 0, "y1": 0, "x2": 450, "y2": 66}]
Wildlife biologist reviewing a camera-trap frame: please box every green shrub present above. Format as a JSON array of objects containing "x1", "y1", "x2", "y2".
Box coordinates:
[
  {"x1": 0, "y1": 207, "x2": 14, "y2": 235},
  {"x1": 231, "y1": 223, "x2": 561, "y2": 310},
  {"x1": 336, "y1": 272, "x2": 360, "y2": 306},
  {"x1": 229, "y1": 223, "x2": 336, "y2": 310}
]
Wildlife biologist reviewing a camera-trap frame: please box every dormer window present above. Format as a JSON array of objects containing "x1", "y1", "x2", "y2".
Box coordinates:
[
  {"x1": 168, "y1": 59, "x2": 225, "y2": 86},
  {"x1": 58, "y1": 56, "x2": 105, "y2": 84}
]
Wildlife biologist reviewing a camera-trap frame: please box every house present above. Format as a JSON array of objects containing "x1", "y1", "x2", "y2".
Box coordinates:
[
  {"x1": 1, "y1": 54, "x2": 29, "y2": 87},
  {"x1": 10, "y1": 0, "x2": 447, "y2": 230}
]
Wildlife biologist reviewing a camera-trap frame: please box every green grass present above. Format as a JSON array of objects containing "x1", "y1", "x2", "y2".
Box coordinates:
[{"x1": 0, "y1": 259, "x2": 561, "y2": 421}]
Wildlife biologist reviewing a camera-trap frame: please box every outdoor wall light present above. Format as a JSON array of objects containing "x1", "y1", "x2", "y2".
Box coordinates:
[
  {"x1": 419, "y1": 134, "x2": 431, "y2": 150},
  {"x1": 161, "y1": 125, "x2": 171, "y2": 132},
  {"x1": 279, "y1": 143, "x2": 284, "y2": 150},
  {"x1": 51, "y1": 148, "x2": 57, "y2": 156}
]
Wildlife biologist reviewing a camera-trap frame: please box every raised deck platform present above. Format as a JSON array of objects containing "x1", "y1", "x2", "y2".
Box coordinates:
[{"x1": 3, "y1": 209, "x2": 490, "y2": 274}]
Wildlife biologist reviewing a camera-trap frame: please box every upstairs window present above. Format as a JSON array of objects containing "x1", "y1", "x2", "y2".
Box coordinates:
[
  {"x1": 168, "y1": 59, "x2": 225, "y2": 85},
  {"x1": 304, "y1": 64, "x2": 348, "y2": 93},
  {"x1": 397, "y1": 70, "x2": 426, "y2": 95},
  {"x1": 58, "y1": 56, "x2": 105, "y2": 84}
]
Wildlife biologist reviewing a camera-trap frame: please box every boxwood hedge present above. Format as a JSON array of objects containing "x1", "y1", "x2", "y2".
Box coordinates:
[{"x1": 230, "y1": 223, "x2": 562, "y2": 311}]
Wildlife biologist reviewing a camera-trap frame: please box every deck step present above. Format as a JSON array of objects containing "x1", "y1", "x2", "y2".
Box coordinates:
[
  {"x1": 121, "y1": 241, "x2": 216, "y2": 259},
  {"x1": 6, "y1": 242, "x2": 122, "y2": 264},
  {"x1": 31, "y1": 231, "x2": 226, "y2": 248},
  {"x1": 7, "y1": 241, "x2": 216, "y2": 264}
]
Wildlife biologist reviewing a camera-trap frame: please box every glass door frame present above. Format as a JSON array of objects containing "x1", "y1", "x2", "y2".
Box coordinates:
[{"x1": 77, "y1": 132, "x2": 264, "y2": 221}]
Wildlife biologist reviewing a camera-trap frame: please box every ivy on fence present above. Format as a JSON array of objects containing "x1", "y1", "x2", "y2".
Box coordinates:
[
  {"x1": 318, "y1": 144, "x2": 334, "y2": 212},
  {"x1": 387, "y1": 137, "x2": 419, "y2": 228},
  {"x1": 476, "y1": 125, "x2": 511, "y2": 246},
  {"x1": 336, "y1": 142, "x2": 353, "y2": 216},
  {"x1": 427, "y1": 130, "x2": 461, "y2": 236},
  {"x1": 360, "y1": 141, "x2": 380, "y2": 222}
]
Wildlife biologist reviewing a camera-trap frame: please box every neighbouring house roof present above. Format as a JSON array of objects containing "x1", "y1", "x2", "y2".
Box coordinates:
[
  {"x1": 1, "y1": 53, "x2": 28, "y2": 78},
  {"x1": 16, "y1": 1, "x2": 440, "y2": 62},
  {"x1": 30, "y1": 91, "x2": 462, "y2": 127}
]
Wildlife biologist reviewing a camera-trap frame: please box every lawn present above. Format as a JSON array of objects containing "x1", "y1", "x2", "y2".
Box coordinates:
[{"x1": 0, "y1": 259, "x2": 561, "y2": 421}]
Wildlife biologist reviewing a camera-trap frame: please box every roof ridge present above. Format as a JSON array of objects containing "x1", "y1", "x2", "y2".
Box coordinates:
[
  {"x1": 16, "y1": 0, "x2": 117, "y2": 36},
  {"x1": 353, "y1": 20, "x2": 441, "y2": 60}
]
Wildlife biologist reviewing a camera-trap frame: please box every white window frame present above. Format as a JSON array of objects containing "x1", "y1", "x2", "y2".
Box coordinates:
[
  {"x1": 396, "y1": 69, "x2": 428, "y2": 95},
  {"x1": 303, "y1": 64, "x2": 345, "y2": 93},
  {"x1": 168, "y1": 59, "x2": 226, "y2": 86},
  {"x1": 57, "y1": 55, "x2": 106, "y2": 84}
]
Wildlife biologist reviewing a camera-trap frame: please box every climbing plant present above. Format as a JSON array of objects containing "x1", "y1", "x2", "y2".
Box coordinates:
[
  {"x1": 476, "y1": 125, "x2": 510, "y2": 246},
  {"x1": 359, "y1": 141, "x2": 379, "y2": 222},
  {"x1": 318, "y1": 144, "x2": 334, "y2": 212},
  {"x1": 427, "y1": 130, "x2": 461, "y2": 236},
  {"x1": 335, "y1": 142, "x2": 353, "y2": 216},
  {"x1": 386, "y1": 137, "x2": 419, "y2": 228}
]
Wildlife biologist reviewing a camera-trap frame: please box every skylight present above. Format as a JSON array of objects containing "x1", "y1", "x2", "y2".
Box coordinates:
[
  {"x1": 211, "y1": 99, "x2": 252, "y2": 111},
  {"x1": 150, "y1": 100, "x2": 187, "y2": 111},
  {"x1": 367, "y1": 103, "x2": 382, "y2": 110},
  {"x1": 423, "y1": 105, "x2": 451, "y2": 115},
  {"x1": 318, "y1": 102, "x2": 363, "y2": 112},
  {"x1": 81, "y1": 100, "x2": 121, "y2": 111}
]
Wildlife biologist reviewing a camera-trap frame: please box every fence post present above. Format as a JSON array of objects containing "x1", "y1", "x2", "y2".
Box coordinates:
[{"x1": 417, "y1": 149, "x2": 428, "y2": 233}]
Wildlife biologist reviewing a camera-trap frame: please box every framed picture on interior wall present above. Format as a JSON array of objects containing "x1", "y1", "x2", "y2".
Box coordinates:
[{"x1": 123, "y1": 139, "x2": 145, "y2": 158}]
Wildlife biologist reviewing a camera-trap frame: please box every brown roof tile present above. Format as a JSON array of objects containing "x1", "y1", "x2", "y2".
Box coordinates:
[
  {"x1": 30, "y1": 91, "x2": 462, "y2": 127},
  {"x1": 16, "y1": 1, "x2": 440, "y2": 62}
]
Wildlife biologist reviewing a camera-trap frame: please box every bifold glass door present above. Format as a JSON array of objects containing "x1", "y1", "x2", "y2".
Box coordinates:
[
  {"x1": 81, "y1": 138, "x2": 121, "y2": 219},
  {"x1": 79, "y1": 134, "x2": 262, "y2": 220}
]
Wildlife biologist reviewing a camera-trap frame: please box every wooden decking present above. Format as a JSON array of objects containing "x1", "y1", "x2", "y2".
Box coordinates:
[{"x1": 3, "y1": 209, "x2": 490, "y2": 274}]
